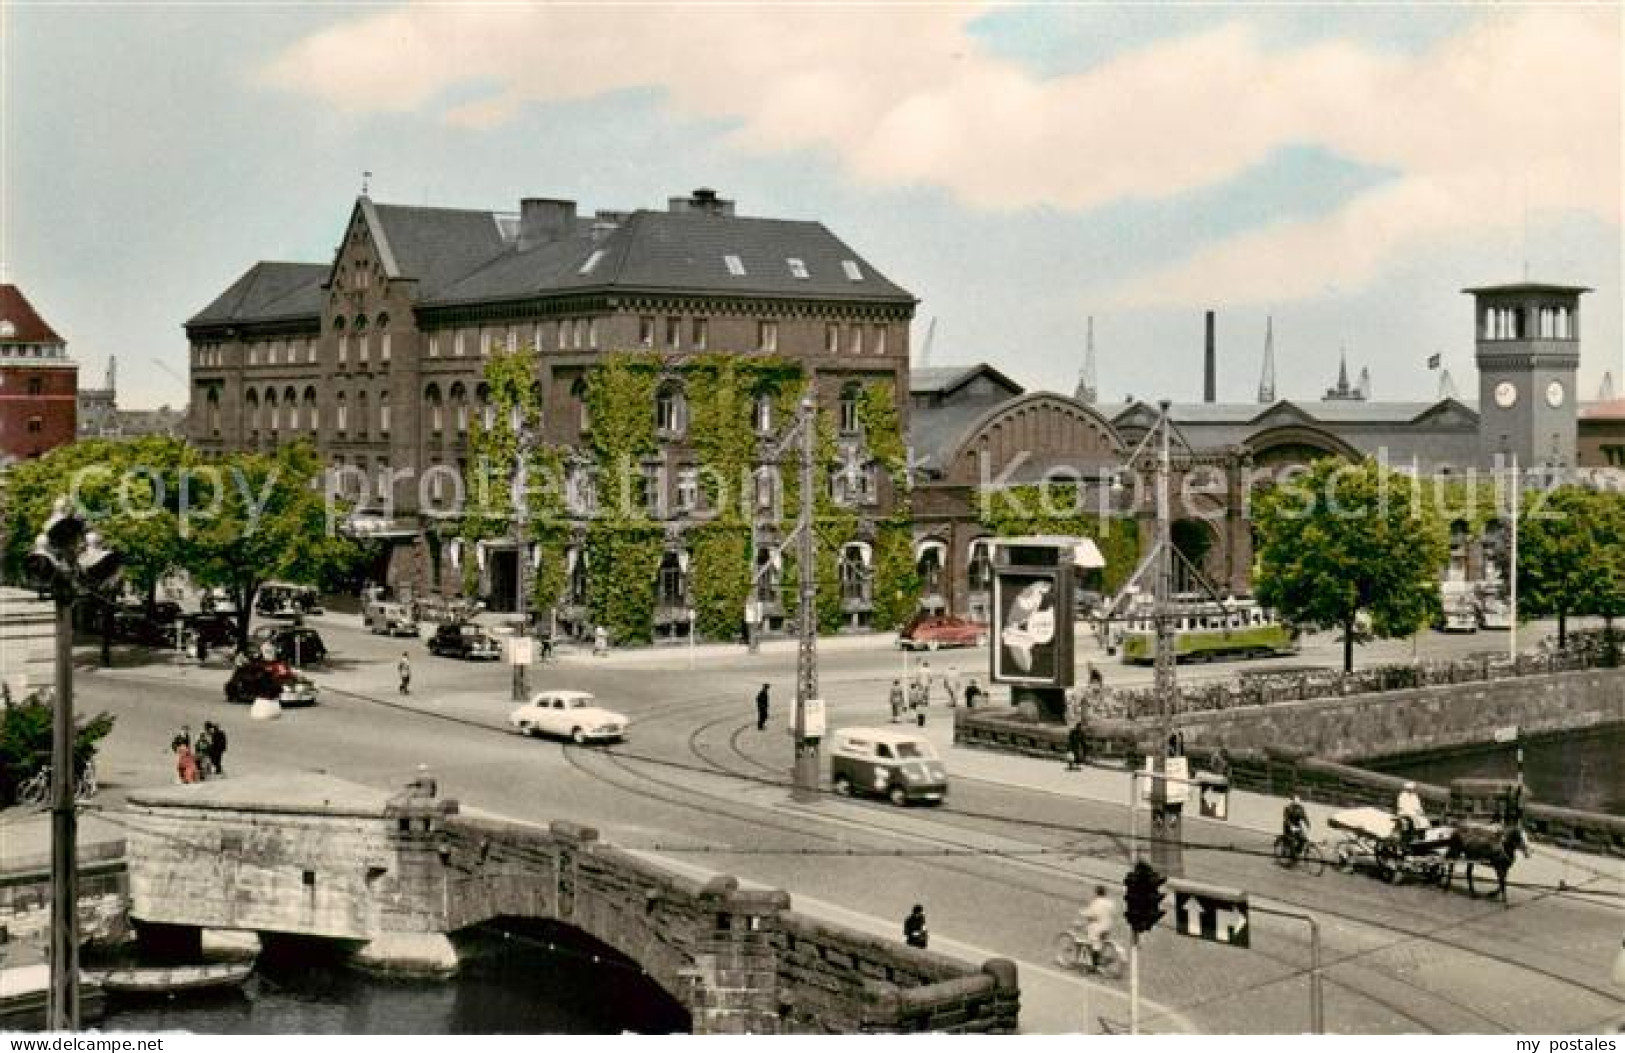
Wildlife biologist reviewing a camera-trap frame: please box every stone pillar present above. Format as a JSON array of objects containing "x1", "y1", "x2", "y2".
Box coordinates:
[{"x1": 680, "y1": 882, "x2": 789, "y2": 1035}]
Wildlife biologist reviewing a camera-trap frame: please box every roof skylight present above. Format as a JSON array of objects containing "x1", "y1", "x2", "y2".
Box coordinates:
[
  {"x1": 787, "y1": 258, "x2": 809, "y2": 279},
  {"x1": 579, "y1": 250, "x2": 606, "y2": 276},
  {"x1": 724, "y1": 254, "x2": 746, "y2": 277},
  {"x1": 841, "y1": 260, "x2": 864, "y2": 281}
]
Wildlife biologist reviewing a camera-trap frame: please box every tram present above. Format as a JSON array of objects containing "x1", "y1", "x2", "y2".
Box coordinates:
[{"x1": 1117, "y1": 598, "x2": 1298, "y2": 664}]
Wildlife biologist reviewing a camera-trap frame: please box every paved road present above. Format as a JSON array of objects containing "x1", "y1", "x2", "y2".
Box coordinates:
[{"x1": 51, "y1": 612, "x2": 1625, "y2": 1035}]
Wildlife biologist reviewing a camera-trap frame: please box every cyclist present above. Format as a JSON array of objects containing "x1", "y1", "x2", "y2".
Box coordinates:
[
  {"x1": 1072, "y1": 884, "x2": 1119, "y2": 970},
  {"x1": 1282, "y1": 795, "x2": 1311, "y2": 859}
]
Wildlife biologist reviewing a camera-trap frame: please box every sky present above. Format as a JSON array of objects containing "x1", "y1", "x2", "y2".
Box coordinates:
[{"x1": 3, "y1": 2, "x2": 1620, "y2": 412}]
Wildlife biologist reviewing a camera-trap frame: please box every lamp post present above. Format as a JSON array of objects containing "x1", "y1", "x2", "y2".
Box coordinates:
[
  {"x1": 24, "y1": 498, "x2": 122, "y2": 1031},
  {"x1": 791, "y1": 391, "x2": 820, "y2": 803},
  {"x1": 510, "y1": 405, "x2": 533, "y2": 703}
]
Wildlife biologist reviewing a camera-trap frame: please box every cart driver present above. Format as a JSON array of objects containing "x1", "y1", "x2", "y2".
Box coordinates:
[
  {"x1": 1395, "y1": 781, "x2": 1428, "y2": 840},
  {"x1": 1282, "y1": 795, "x2": 1311, "y2": 856},
  {"x1": 1072, "y1": 885, "x2": 1119, "y2": 969}
]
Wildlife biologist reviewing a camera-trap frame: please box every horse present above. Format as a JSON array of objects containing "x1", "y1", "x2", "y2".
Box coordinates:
[{"x1": 1442, "y1": 822, "x2": 1529, "y2": 902}]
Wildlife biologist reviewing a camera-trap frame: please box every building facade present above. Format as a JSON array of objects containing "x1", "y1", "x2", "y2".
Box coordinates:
[
  {"x1": 0, "y1": 284, "x2": 77, "y2": 463},
  {"x1": 187, "y1": 190, "x2": 916, "y2": 631}
]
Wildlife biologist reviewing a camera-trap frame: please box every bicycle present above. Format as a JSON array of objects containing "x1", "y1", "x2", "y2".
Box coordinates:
[
  {"x1": 1272, "y1": 833, "x2": 1326, "y2": 876},
  {"x1": 14, "y1": 762, "x2": 97, "y2": 807},
  {"x1": 1053, "y1": 930, "x2": 1126, "y2": 979}
]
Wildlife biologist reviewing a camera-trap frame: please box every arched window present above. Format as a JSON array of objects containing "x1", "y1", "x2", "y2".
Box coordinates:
[
  {"x1": 655, "y1": 380, "x2": 686, "y2": 436},
  {"x1": 753, "y1": 391, "x2": 774, "y2": 434},
  {"x1": 377, "y1": 313, "x2": 391, "y2": 362},
  {"x1": 572, "y1": 378, "x2": 591, "y2": 432},
  {"x1": 264, "y1": 389, "x2": 279, "y2": 433},
  {"x1": 379, "y1": 391, "x2": 390, "y2": 435},
  {"x1": 246, "y1": 389, "x2": 261, "y2": 433},
  {"x1": 356, "y1": 391, "x2": 369, "y2": 435},
  {"x1": 840, "y1": 542, "x2": 872, "y2": 603},
  {"x1": 207, "y1": 387, "x2": 221, "y2": 435},
  {"x1": 303, "y1": 387, "x2": 318, "y2": 431},
  {"x1": 336, "y1": 391, "x2": 348, "y2": 433},
  {"x1": 656, "y1": 550, "x2": 689, "y2": 608},
  {"x1": 425, "y1": 383, "x2": 443, "y2": 434},
  {"x1": 476, "y1": 383, "x2": 493, "y2": 431},
  {"x1": 283, "y1": 386, "x2": 298, "y2": 430},
  {"x1": 839, "y1": 382, "x2": 861, "y2": 434},
  {"x1": 334, "y1": 316, "x2": 348, "y2": 366},
  {"x1": 449, "y1": 382, "x2": 468, "y2": 434}
]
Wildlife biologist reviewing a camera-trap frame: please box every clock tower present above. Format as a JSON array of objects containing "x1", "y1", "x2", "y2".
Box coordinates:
[{"x1": 1467, "y1": 282, "x2": 1590, "y2": 470}]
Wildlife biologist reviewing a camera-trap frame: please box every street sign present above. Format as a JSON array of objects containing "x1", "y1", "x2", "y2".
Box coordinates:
[
  {"x1": 1169, "y1": 879, "x2": 1250, "y2": 949},
  {"x1": 1142, "y1": 756, "x2": 1190, "y2": 806},
  {"x1": 1197, "y1": 774, "x2": 1230, "y2": 820},
  {"x1": 1493, "y1": 725, "x2": 1519, "y2": 744},
  {"x1": 507, "y1": 636, "x2": 534, "y2": 666},
  {"x1": 804, "y1": 698, "x2": 826, "y2": 739}
]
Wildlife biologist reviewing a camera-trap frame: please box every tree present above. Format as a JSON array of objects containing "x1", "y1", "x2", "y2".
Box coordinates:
[
  {"x1": 182, "y1": 442, "x2": 362, "y2": 649},
  {"x1": 1518, "y1": 487, "x2": 1625, "y2": 646},
  {"x1": 1254, "y1": 458, "x2": 1446, "y2": 672},
  {"x1": 0, "y1": 693, "x2": 114, "y2": 806}
]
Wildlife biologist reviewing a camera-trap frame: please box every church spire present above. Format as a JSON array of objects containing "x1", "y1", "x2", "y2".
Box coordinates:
[
  {"x1": 1074, "y1": 315, "x2": 1098, "y2": 403},
  {"x1": 1257, "y1": 316, "x2": 1276, "y2": 403},
  {"x1": 1600, "y1": 371, "x2": 1616, "y2": 401},
  {"x1": 1324, "y1": 347, "x2": 1360, "y2": 401},
  {"x1": 1438, "y1": 368, "x2": 1458, "y2": 400}
]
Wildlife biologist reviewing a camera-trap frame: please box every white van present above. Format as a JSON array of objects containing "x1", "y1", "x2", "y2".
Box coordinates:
[{"x1": 829, "y1": 727, "x2": 948, "y2": 806}]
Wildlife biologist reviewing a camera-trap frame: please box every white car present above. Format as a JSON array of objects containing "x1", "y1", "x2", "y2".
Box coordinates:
[{"x1": 508, "y1": 690, "x2": 628, "y2": 745}]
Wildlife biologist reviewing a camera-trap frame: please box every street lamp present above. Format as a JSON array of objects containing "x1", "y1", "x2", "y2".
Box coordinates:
[
  {"x1": 24, "y1": 497, "x2": 123, "y2": 1031},
  {"x1": 510, "y1": 405, "x2": 534, "y2": 703}
]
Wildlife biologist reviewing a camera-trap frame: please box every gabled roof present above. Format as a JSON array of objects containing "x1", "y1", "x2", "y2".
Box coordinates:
[
  {"x1": 1113, "y1": 399, "x2": 1479, "y2": 429},
  {"x1": 187, "y1": 262, "x2": 327, "y2": 327},
  {"x1": 909, "y1": 364, "x2": 1023, "y2": 397},
  {"x1": 429, "y1": 209, "x2": 914, "y2": 306},
  {"x1": 367, "y1": 201, "x2": 511, "y2": 298},
  {"x1": 0, "y1": 284, "x2": 65, "y2": 344}
]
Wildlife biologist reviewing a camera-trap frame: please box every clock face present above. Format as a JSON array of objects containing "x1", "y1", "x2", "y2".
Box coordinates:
[
  {"x1": 1545, "y1": 380, "x2": 1565, "y2": 408},
  {"x1": 1494, "y1": 381, "x2": 1518, "y2": 409}
]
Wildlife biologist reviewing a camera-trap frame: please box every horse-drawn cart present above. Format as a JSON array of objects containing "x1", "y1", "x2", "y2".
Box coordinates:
[{"x1": 1329, "y1": 806, "x2": 1454, "y2": 885}]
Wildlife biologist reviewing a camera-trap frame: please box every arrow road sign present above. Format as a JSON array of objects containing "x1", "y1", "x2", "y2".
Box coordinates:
[
  {"x1": 1169, "y1": 879, "x2": 1250, "y2": 949},
  {"x1": 1197, "y1": 775, "x2": 1230, "y2": 820}
]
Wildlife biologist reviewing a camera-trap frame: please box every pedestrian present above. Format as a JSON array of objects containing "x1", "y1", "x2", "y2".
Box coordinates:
[
  {"x1": 903, "y1": 904, "x2": 929, "y2": 949},
  {"x1": 593, "y1": 625, "x2": 609, "y2": 656},
  {"x1": 756, "y1": 683, "x2": 771, "y2": 730},
  {"x1": 944, "y1": 666, "x2": 961, "y2": 708},
  {"x1": 195, "y1": 724, "x2": 215, "y2": 779},
  {"x1": 888, "y1": 679, "x2": 905, "y2": 723},
  {"x1": 171, "y1": 724, "x2": 192, "y2": 752},
  {"x1": 963, "y1": 678, "x2": 983, "y2": 709},
  {"x1": 398, "y1": 652, "x2": 412, "y2": 695},
  {"x1": 204, "y1": 720, "x2": 227, "y2": 776},
  {"x1": 910, "y1": 681, "x2": 928, "y2": 728},
  {"x1": 175, "y1": 742, "x2": 200, "y2": 785},
  {"x1": 1067, "y1": 721, "x2": 1087, "y2": 772},
  {"x1": 1088, "y1": 662, "x2": 1104, "y2": 689},
  {"x1": 195, "y1": 632, "x2": 208, "y2": 665},
  {"x1": 408, "y1": 763, "x2": 437, "y2": 798},
  {"x1": 916, "y1": 660, "x2": 933, "y2": 695}
]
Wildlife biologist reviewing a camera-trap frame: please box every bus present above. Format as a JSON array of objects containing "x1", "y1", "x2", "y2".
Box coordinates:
[{"x1": 1118, "y1": 599, "x2": 1298, "y2": 664}]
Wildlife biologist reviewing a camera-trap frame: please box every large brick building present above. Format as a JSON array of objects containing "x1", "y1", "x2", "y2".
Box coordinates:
[
  {"x1": 0, "y1": 284, "x2": 77, "y2": 463},
  {"x1": 187, "y1": 189, "x2": 916, "y2": 625}
]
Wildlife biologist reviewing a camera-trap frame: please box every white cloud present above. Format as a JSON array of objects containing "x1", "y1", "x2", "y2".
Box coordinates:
[{"x1": 258, "y1": 4, "x2": 1620, "y2": 304}]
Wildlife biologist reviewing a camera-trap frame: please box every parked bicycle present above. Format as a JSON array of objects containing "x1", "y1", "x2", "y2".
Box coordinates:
[
  {"x1": 1272, "y1": 834, "x2": 1327, "y2": 876},
  {"x1": 15, "y1": 761, "x2": 98, "y2": 807},
  {"x1": 1053, "y1": 930, "x2": 1126, "y2": 979}
]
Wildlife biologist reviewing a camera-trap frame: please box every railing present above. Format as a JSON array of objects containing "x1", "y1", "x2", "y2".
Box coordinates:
[{"x1": 1106, "y1": 629, "x2": 1621, "y2": 718}]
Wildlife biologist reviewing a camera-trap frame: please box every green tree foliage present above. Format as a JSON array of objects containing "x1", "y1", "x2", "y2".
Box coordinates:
[
  {"x1": 0, "y1": 694, "x2": 114, "y2": 806},
  {"x1": 183, "y1": 442, "x2": 362, "y2": 648},
  {"x1": 1518, "y1": 487, "x2": 1625, "y2": 645},
  {"x1": 1254, "y1": 458, "x2": 1447, "y2": 672}
]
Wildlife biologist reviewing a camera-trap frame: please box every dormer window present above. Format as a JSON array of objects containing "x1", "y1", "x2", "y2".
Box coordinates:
[
  {"x1": 787, "y1": 258, "x2": 809, "y2": 279},
  {"x1": 724, "y1": 254, "x2": 746, "y2": 277},
  {"x1": 841, "y1": 260, "x2": 863, "y2": 281}
]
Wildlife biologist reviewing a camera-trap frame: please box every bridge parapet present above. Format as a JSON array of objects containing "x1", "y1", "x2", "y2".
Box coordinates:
[{"x1": 125, "y1": 776, "x2": 1020, "y2": 1034}]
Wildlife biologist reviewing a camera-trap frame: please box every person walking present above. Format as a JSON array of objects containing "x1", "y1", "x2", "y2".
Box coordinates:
[
  {"x1": 593, "y1": 625, "x2": 609, "y2": 657},
  {"x1": 944, "y1": 666, "x2": 961, "y2": 708},
  {"x1": 963, "y1": 678, "x2": 983, "y2": 709},
  {"x1": 175, "y1": 741, "x2": 200, "y2": 785},
  {"x1": 204, "y1": 720, "x2": 227, "y2": 776},
  {"x1": 910, "y1": 681, "x2": 928, "y2": 727},
  {"x1": 1067, "y1": 720, "x2": 1087, "y2": 772},
  {"x1": 888, "y1": 679, "x2": 906, "y2": 723},
  {"x1": 903, "y1": 904, "x2": 929, "y2": 949},
  {"x1": 195, "y1": 724, "x2": 215, "y2": 779},
  {"x1": 756, "y1": 683, "x2": 771, "y2": 731},
  {"x1": 397, "y1": 652, "x2": 413, "y2": 695}
]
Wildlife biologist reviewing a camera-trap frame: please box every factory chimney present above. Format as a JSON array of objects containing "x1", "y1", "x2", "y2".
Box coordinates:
[{"x1": 1204, "y1": 311, "x2": 1217, "y2": 403}]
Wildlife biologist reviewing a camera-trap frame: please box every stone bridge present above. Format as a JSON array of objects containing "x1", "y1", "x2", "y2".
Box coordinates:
[{"x1": 124, "y1": 774, "x2": 1019, "y2": 1034}]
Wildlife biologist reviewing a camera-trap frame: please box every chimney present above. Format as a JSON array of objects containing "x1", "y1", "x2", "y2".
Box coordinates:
[
  {"x1": 667, "y1": 188, "x2": 735, "y2": 217},
  {"x1": 1204, "y1": 310, "x2": 1217, "y2": 403},
  {"x1": 518, "y1": 198, "x2": 577, "y2": 251}
]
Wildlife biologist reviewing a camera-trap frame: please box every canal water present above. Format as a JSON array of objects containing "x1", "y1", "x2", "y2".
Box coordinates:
[
  {"x1": 1367, "y1": 723, "x2": 1625, "y2": 817},
  {"x1": 96, "y1": 921, "x2": 689, "y2": 1034}
]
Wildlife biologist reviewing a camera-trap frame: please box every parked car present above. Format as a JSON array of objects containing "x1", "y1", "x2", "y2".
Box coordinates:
[
  {"x1": 256, "y1": 583, "x2": 324, "y2": 619},
  {"x1": 508, "y1": 690, "x2": 627, "y2": 744},
  {"x1": 200, "y1": 587, "x2": 239, "y2": 616},
  {"x1": 109, "y1": 605, "x2": 184, "y2": 648},
  {"x1": 250, "y1": 625, "x2": 328, "y2": 665},
  {"x1": 365, "y1": 601, "x2": 419, "y2": 637},
  {"x1": 898, "y1": 613, "x2": 988, "y2": 651},
  {"x1": 225, "y1": 657, "x2": 317, "y2": 706},
  {"x1": 829, "y1": 727, "x2": 948, "y2": 806},
  {"x1": 184, "y1": 610, "x2": 238, "y2": 649},
  {"x1": 427, "y1": 623, "x2": 502, "y2": 661}
]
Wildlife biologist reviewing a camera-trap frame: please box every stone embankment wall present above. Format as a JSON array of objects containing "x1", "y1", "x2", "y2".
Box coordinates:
[{"x1": 0, "y1": 841, "x2": 128, "y2": 945}]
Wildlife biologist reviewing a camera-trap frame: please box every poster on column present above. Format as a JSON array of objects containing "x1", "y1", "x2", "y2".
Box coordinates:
[{"x1": 991, "y1": 566, "x2": 1073, "y2": 687}]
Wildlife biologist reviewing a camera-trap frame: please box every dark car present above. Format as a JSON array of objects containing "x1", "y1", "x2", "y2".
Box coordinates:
[
  {"x1": 184, "y1": 611, "x2": 238, "y2": 649},
  {"x1": 225, "y1": 658, "x2": 317, "y2": 706},
  {"x1": 427, "y1": 623, "x2": 502, "y2": 661},
  {"x1": 110, "y1": 606, "x2": 183, "y2": 648},
  {"x1": 250, "y1": 626, "x2": 328, "y2": 666}
]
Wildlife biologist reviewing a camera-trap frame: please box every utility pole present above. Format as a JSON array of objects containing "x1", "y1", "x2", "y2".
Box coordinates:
[
  {"x1": 1509, "y1": 454, "x2": 1519, "y2": 663},
  {"x1": 511, "y1": 405, "x2": 531, "y2": 702},
  {"x1": 792, "y1": 391, "x2": 820, "y2": 802},
  {"x1": 1150, "y1": 400, "x2": 1184, "y2": 877}
]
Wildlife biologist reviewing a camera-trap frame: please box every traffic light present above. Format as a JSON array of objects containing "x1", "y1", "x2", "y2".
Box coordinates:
[{"x1": 1124, "y1": 860, "x2": 1167, "y2": 935}]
